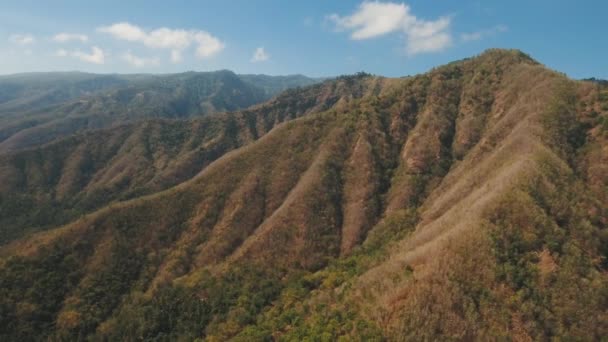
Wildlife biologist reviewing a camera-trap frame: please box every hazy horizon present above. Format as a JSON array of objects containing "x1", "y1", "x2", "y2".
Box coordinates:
[{"x1": 1, "y1": 1, "x2": 607, "y2": 79}]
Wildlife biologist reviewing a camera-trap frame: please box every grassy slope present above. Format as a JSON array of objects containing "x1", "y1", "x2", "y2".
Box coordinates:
[{"x1": 0, "y1": 49, "x2": 606, "y2": 341}]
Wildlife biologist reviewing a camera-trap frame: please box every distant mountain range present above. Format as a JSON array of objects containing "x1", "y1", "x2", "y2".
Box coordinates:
[
  {"x1": 0, "y1": 71, "x2": 322, "y2": 152},
  {"x1": 0, "y1": 50, "x2": 606, "y2": 341}
]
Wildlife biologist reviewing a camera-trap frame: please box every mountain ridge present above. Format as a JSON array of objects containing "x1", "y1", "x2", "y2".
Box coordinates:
[
  {"x1": 0, "y1": 70, "x2": 322, "y2": 153},
  {"x1": 0, "y1": 73, "x2": 382, "y2": 244},
  {"x1": 0, "y1": 49, "x2": 606, "y2": 341}
]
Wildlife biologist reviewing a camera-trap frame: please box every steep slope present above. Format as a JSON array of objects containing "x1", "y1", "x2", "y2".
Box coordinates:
[
  {"x1": 0, "y1": 74, "x2": 382, "y2": 244},
  {"x1": 0, "y1": 71, "x2": 320, "y2": 152},
  {"x1": 237, "y1": 53, "x2": 608, "y2": 341},
  {"x1": 0, "y1": 49, "x2": 606, "y2": 341}
]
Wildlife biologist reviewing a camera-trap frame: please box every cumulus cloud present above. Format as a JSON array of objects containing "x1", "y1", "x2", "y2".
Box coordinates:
[
  {"x1": 251, "y1": 47, "x2": 270, "y2": 62},
  {"x1": 329, "y1": 2, "x2": 413, "y2": 40},
  {"x1": 328, "y1": 1, "x2": 452, "y2": 55},
  {"x1": 53, "y1": 33, "x2": 89, "y2": 43},
  {"x1": 406, "y1": 17, "x2": 452, "y2": 55},
  {"x1": 98, "y1": 22, "x2": 146, "y2": 42},
  {"x1": 73, "y1": 47, "x2": 105, "y2": 64},
  {"x1": 9, "y1": 34, "x2": 35, "y2": 45},
  {"x1": 193, "y1": 32, "x2": 225, "y2": 58},
  {"x1": 97, "y1": 22, "x2": 224, "y2": 60},
  {"x1": 123, "y1": 51, "x2": 160, "y2": 67},
  {"x1": 55, "y1": 46, "x2": 105, "y2": 64},
  {"x1": 461, "y1": 25, "x2": 508, "y2": 42}
]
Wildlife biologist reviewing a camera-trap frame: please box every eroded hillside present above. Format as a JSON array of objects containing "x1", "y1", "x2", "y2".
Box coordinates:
[{"x1": 0, "y1": 49, "x2": 606, "y2": 341}]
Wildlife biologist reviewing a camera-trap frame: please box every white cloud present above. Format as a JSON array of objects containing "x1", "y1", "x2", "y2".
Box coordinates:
[
  {"x1": 53, "y1": 33, "x2": 89, "y2": 43},
  {"x1": 461, "y1": 25, "x2": 508, "y2": 42},
  {"x1": 9, "y1": 34, "x2": 35, "y2": 45},
  {"x1": 329, "y1": 2, "x2": 413, "y2": 40},
  {"x1": 406, "y1": 17, "x2": 452, "y2": 55},
  {"x1": 98, "y1": 22, "x2": 146, "y2": 41},
  {"x1": 328, "y1": 1, "x2": 452, "y2": 55},
  {"x1": 251, "y1": 47, "x2": 270, "y2": 62},
  {"x1": 97, "y1": 22, "x2": 224, "y2": 60},
  {"x1": 55, "y1": 46, "x2": 105, "y2": 64},
  {"x1": 193, "y1": 32, "x2": 224, "y2": 58},
  {"x1": 73, "y1": 46, "x2": 105, "y2": 64},
  {"x1": 123, "y1": 51, "x2": 160, "y2": 67}
]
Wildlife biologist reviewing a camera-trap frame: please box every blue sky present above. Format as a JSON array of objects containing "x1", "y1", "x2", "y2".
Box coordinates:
[{"x1": 1, "y1": 0, "x2": 606, "y2": 79}]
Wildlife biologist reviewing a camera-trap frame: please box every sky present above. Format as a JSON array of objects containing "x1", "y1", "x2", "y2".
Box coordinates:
[{"x1": 1, "y1": 0, "x2": 606, "y2": 79}]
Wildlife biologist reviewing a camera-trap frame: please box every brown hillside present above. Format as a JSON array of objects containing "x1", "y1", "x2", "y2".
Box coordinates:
[{"x1": 0, "y1": 49, "x2": 606, "y2": 341}]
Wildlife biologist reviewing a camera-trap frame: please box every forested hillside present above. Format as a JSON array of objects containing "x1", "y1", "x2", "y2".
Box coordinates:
[
  {"x1": 0, "y1": 74, "x2": 377, "y2": 244},
  {"x1": 0, "y1": 49, "x2": 606, "y2": 341},
  {"x1": 0, "y1": 71, "x2": 320, "y2": 152}
]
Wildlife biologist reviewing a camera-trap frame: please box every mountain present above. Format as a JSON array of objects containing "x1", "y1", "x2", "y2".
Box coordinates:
[
  {"x1": 583, "y1": 77, "x2": 608, "y2": 86},
  {"x1": 0, "y1": 71, "x2": 321, "y2": 152},
  {"x1": 0, "y1": 72, "x2": 131, "y2": 113},
  {"x1": 0, "y1": 49, "x2": 606, "y2": 341},
  {"x1": 0, "y1": 74, "x2": 377, "y2": 244},
  {"x1": 238, "y1": 74, "x2": 324, "y2": 98}
]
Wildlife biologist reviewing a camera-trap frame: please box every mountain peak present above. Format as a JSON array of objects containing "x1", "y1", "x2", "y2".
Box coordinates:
[
  {"x1": 478, "y1": 47, "x2": 537, "y2": 63},
  {"x1": 0, "y1": 51, "x2": 606, "y2": 341},
  {"x1": 446, "y1": 48, "x2": 538, "y2": 70}
]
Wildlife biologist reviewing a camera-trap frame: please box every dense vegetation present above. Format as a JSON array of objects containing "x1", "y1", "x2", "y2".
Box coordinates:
[
  {"x1": 0, "y1": 49, "x2": 606, "y2": 341},
  {"x1": 0, "y1": 71, "x2": 321, "y2": 152},
  {"x1": 0, "y1": 75, "x2": 376, "y2": 244}
]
